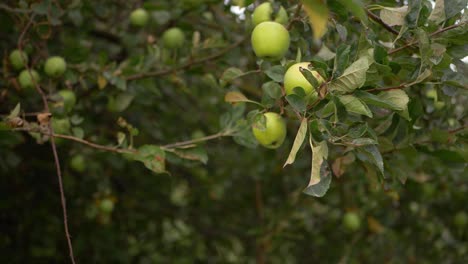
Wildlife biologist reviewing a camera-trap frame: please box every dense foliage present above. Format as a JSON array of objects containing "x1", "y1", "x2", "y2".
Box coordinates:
[{"x1": 0, "y1": 0, "x2": 467, "y2": 263}]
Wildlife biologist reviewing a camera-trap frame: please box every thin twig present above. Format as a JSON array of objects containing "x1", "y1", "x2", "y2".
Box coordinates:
[
  {"x1": 366, "y1": 83, "x2": 407, "y2": 92},
  {"x1": 389, "y1": 22, "x2": 467, "y2": 55},
  {"x1": 366, "y1": 10, "x2": 399, "y2": 36},
  {"x1": 54, "y1": 134, "x2": 136, "y2": 154},
  {"x1": 161, "y1": 132, "x2": 230, "y2": 149},
  {"x1": 17, "y1": 14, "x2": 76, "y2": 264},
  {"x1": 126, "y1": 37, "x2": 247, "y2": 81},
  {"x1": 0, "y1": 3, "x2": 32, "y2": 13}
]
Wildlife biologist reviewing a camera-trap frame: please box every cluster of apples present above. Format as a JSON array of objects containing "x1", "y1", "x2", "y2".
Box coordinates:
[
  {"x1": 249, "y1": 3, "x2": 325, "y2": 149},
  {"x1": 129, "y1": 8, "x2": 186, "y2": 49}
]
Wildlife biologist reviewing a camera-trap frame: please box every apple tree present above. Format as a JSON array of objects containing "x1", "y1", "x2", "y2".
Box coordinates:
[{"x1": 0, "y1": 0, "x2": 467, "y2": 262}]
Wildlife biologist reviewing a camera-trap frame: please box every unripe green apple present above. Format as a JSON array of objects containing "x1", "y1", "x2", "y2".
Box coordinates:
[
  {"x1": 343, "y1": 212, "x2": 361, "y2": 231},
  {"x1": 284, "y1": 62, "x2": 325, "y2": 100},
  {"x1": 70, "y1": 155, "x2": 86, "y2": 172},
  {"x1": 51, "y1": 117, "x2": 71, "y2": 134},
  {"x1": 58, "y1": 90, "x2": 76, "y2": 113},
  {"x1": 100, "y1": 198, "x2": 115, "y2": 213},
  {"x1": 129, "y1": 8, "x2": 149, "y2": 27},
  {"x1": 251, "y1": 21, "x2": 290, "y2": 60},
  {"x1": 252, "y1": 2, "x2": 288, "y2": 26},
  {"x1": 9, "y1": 49, "x2": 28, "y2": 70},
  {"x1": 161, "y1": 27, "x2": 185, "y2": 49},
  {"x1": 44, "y1": 56, "x2": 67, "y2": 78},
  {"x1": 454, "y1": 211, "x2": 467, "y2": 228},
  {"x1": 18, "y1": 69, "x2": 40, "y2": 89},
  {"x1": 252, "y1": 112, "x2": 287, "y2": 149}
]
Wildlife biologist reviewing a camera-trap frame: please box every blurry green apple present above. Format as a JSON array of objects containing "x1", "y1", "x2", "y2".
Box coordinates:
[
  {"x1": 58, "y1": 90, "x2": 76, "y2": 113},
  {"x1": 44, "y1": 56, "x2": 67, "y2": 78},
  {"x1": 18, "y1": 69, "x2": 40, "y2": 89},
  {"x1": 100, "y1": 198, "x2": 115, "y2": 213},
  {"x1": 343, "y1": 212, "x2": 361, "y2": 231},
  {"x1": 162, "y1": 27, "x2": 185, "y2": 49},
  {"x1": 454, "y1": 211, "x2": 467, "y2": 228},
  {"x1": 70, "y1": 155, "x2": 86, "y2": 172},
  {"x1": 51, "y1": 117, "x2": 71, "y2": 134},
  {"x1": 130, "y1": 8, "x2": 149, "y2": 27},
  {"x1": 252, "y1": 112, "x2": 286, "y2": 149},
  {"x1": 252, "y1": 2, "x2": 288, "y2": 26},
  {"x1": 284, "y1": 62, "x2": 325, "y2": 100},
  {"x1": 9, "y1": 49, "x2": 28, "y2": 70},
  {"x1": 251, "y1": 21, "x2": 289, "y2": 60}
]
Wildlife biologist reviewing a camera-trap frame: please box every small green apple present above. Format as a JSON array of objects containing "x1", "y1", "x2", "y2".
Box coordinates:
[
  {"x1": 18, "y1": 69, "x2": 40, "y2": 89},
  {"x1": 252, "y1": 2, "x2": 288, "y2": 26},
  {"x1": 100, "y1": 198, "x2": 115, "y2": 213},
  {"x1": 434, "y1": 101, "x2": 445, "y2": 110},
  {"x1": 454, "y1": 211, "x2": 467, "y2": 228},
  {"x1": 9, "y1": 49, "x2": 28, "y2": 70},
  {"x1": 58, "y1": 90, "x2": 76, "y2": 113},
  {"x1": 130, "y1": 8, "x2": 149, "y2": 27},
  {"x1": 252, "y1": 112, "x2": 287, "y2": 149},
  {"x1": 343, "y1": 212, "x2": 361, "y2": 231},
  {"x1": 44, "y1": 56, "x2": 67, "y2": 78},
  {"x1": 251, "y1": 21, "x2": 290, "y2": 60},
  {"x1": 70, "y1": 155, "x2": 86, "y2": 172},
  {"x1": 161, "y1": 27, "x2": 185, "y2": 49},
  {"x1": 284, "y1": 62, "x2": 325, "y2": 100},
  {"x1": 51, "y1": 117, "x2": 71, "y2": 134}
]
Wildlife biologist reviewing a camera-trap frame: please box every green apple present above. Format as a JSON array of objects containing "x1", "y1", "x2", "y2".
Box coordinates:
[
  {"x1": 44, "y1": 56, "x2": 67, "y2": 78},
  {"x1": 9, "y1": 49, "x2": 28, "y2": 70},
  {"x1": 130, "y1": 8, "x2": 149, "y2": 27},
  {"x1": 454, "y1": 211, "x2": 467, "y2": 228},
  {"x1": 51, "y1": 117, "x2": 71, "y2": 134},
  {"x1": 434, "y1": 101, "x2": 445, "y2": 110},
  {"x1": 343, "y1": 212, "x2": 361, "y2": 231},
  {"x1": 252, "y1": 112, "x2": 287, "y2": 149},
  {"x1": 284, "y1": 62, "x2": 325, "y2": 100},
  {"x1": 251, "y1": 21, "x2": 290, "y2": 60},
  {"x1": 252, "y1": 2, "x2": 288, "y2": 26},
  {"x1": 100, "y1": 198, "x2": 115, "y2": 213},
  {"x1": 70, "y1": 155, "x2": 86, "y2": 172},
  {"x1": 18, "y1": 69, "x2": 40, "y2": 89},
  {"x1": 162, "y1": 27, "x2": 185, "y2": 49},
  {"x1": 58, "y1": 90, "x2": 76, "y2": 113}
]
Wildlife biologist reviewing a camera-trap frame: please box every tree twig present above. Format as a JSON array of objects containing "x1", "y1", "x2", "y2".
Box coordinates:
[
  {"x1": 17, "y1": 14, "x2": 76, "y2": 264},
  {"x1": 389, "y1": 22, "x2": 467, "y2": 55},
  {"x1": 366, "y1": 83, "x2": 407, "y2": 92},
  {"x1": 161, "y1": 131, "x2": 230, "y2": 149},
  {"x1": 126, "y1": 37, "x2": 247, "y2": 81},
  {"x1": 366, "y1": 10, "x2": 399, "y2": 36}
]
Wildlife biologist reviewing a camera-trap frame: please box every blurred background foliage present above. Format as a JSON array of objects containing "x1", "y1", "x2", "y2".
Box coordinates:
[{"x1": 0, "y1": 0, "x2": 467, "y2": 263}]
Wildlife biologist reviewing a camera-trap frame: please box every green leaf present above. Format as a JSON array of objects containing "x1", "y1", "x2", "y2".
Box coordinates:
[
  {"x1": 405, "y1": 0, "x2": 422, "y2": 28},
  {"x1": 356, "y1": 91, "x2": 404, "y2": 110},
  {"x1": 264, "y1": 65, "x2": 285, "y2": 82},
  {"x1": 299, "y1": 66, "x2": 319, "y2": 88},
  {"x1": 173, "y1": 147, "x2": 208, "y2": 164},
  {"x1": 8, "y1": 103, "x2": 21, "y2": 119},
  {"x1": 376, "y1": 90, "x2": 409, "y2": 111},
  {"x1": 107, "y1": 93, "x2": 134, "y2": 112},
  {"x1": 316, "y1": 45, "x2": 336, "y2": 61},
  {"x1": 284, "y1": 118, "x2": 308, "y2": 167},
  {"x1": 356, "y1": 145, "x2": 384, "y2": 176},
  {"x1": 286, "y1": 94, "x2": 307, "y2": 112},
  {"x1": 333, "y1": 45, "x2": 350, "y2": 78},
  {"x1": 220, "y1": 67, "x2": 243, "y2": 87},
  {"x1": 233, "y1": 125, "x2": 258, "y2": 148},
  {"x1": 337, "y1": 0, "x2": 368, "y2": 24},
  {"x1": 380, "y1": 6, "x2": 408, "y2": 26},
  {"x1": 350, "y1": 137, "x2": 377, "y2": 146},
  {"x1": 328, "y1": 55, "x2": 371, "y2": 93},
  {"x1": 444, "y1": 0, "x2": 467, "y2": 20},
  {"x1": 132, "y1": 145, "x2": 166, "y2": 174},
  {"x1": 338, "y1": 95, "x2": 373, "y2": 117},
  {"x1": 304, "y1": 139, "x2": 331, "y2": 197},
  {"x1": 331, "y1": 96, "x2": 347, "y2": 123},
  {"x1": 428, "y1": 0, "x2": 445, "y2": 23},
  {"x1": 262, "y1": 81, "x2": 282, "y2": 99},
  {"x1": 406, "y1": 69, "x2": 432, "y2": 87},
  {"x1": 301, "y1": 0, "x2": 330, "y2": 39}
]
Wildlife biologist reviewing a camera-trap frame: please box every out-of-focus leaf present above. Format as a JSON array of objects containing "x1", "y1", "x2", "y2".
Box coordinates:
[
  {"x1": 338, "y1": 95, "x2": 373, "y2": 117},
  {"x1": 444, "y1": 0, "x2": 467, "y2": 20},
  {"x1": 301, "y1": 0, "x2": 329, "y2": 40},
  {"x1": 220, "y1": 67, "x2": 243, "y2": 87},
  {"x1": 174, "y1": 147, "x2": 208, "y2": 164},
  {"x1": 356, "y1": 145, "x2": 384, "y2": 176},
  {"x1": 286, "y1": 94, "x2": 307, "y2": 112},
  {"x1": 303, "y1": 139, "x2": 330, "y2": 197},
  {"x1": 338, "y1": 0, "x2": 368, "y2": 24},
  {"x1": 428, "y1": 0, "x2": 445, "y2": 23},
  {"x1": 380, "y1": 6, "x2": 408, "y2": 26},
  {"x1": 405, "y1": 0, "x2": 422, "y2": 28},
  {"x1": 329, "y1": 55, "x2": 371, "y2": 93},
  {"x1": 284, "y1": 118, "x2": 308, "y2": 167},
  {"x1": 264, "y1": 65, "x2": 285, "y2": 82},
  {"x1": 132, "y1": 145, "x2": 166, "y2": 174},
  {"x1": 262, "y1": 81, "x2": 282, "y2": 99},
  {"x1": 333, "y1": 45, "x2": 350, "y2": 78},
  {"x1": 376, "y1": 90, "x2": 409, "y2": 111}
]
